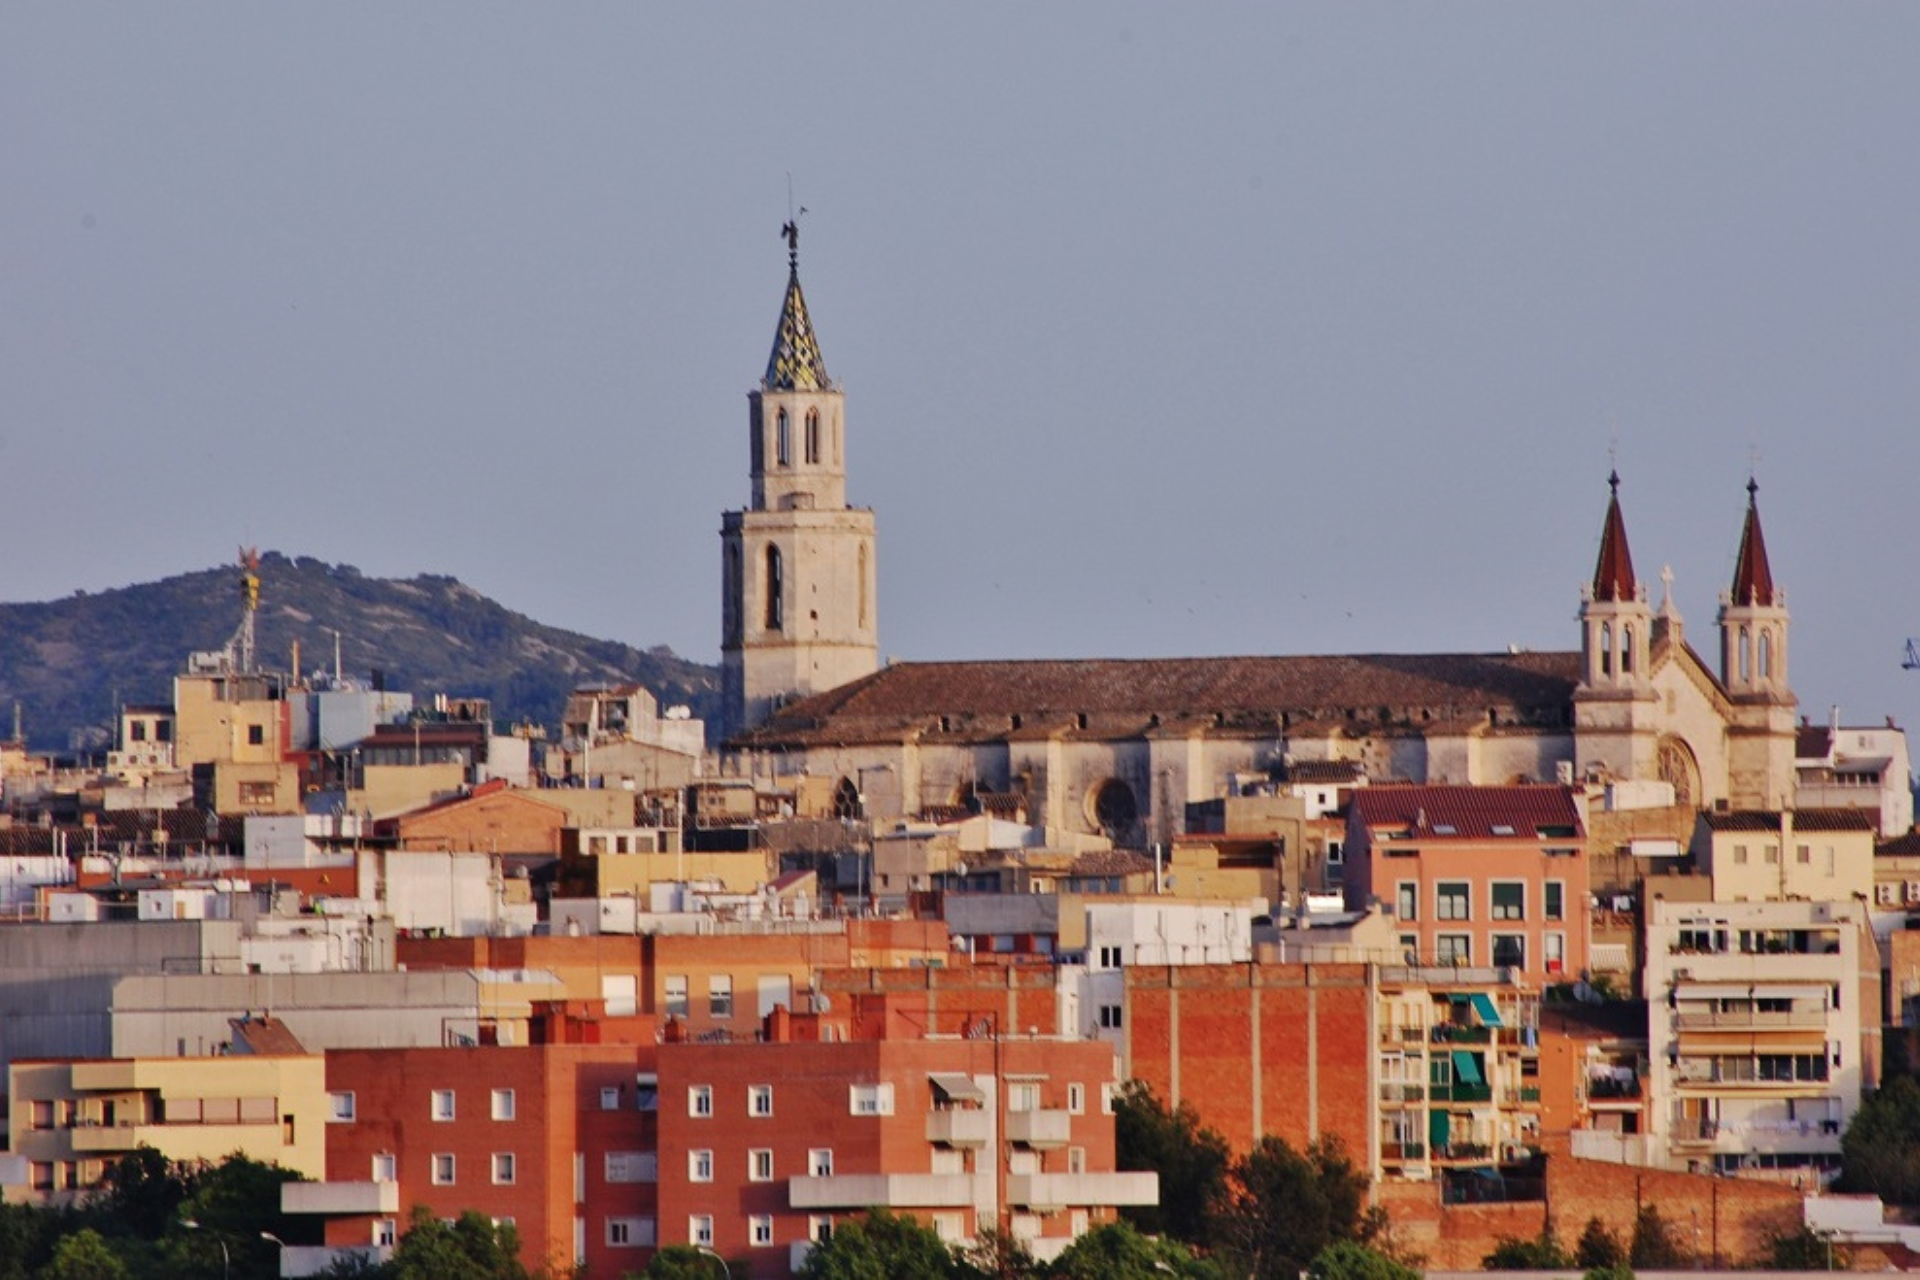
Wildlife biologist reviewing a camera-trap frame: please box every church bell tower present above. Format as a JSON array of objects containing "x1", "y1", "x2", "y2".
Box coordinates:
[{"x1": 720, "y1": 225, "x2": 879, "y2": 738}]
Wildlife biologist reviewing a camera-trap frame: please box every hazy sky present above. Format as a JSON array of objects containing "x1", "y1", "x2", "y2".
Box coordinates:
[{"x1": 6, "y1": 6, "x2": 1919, "y2": 735}]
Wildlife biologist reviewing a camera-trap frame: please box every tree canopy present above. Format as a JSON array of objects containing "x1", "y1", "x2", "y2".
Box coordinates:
[{"x1": 1112, "y1": 1080, "x2": 1231, "y2": 1245}]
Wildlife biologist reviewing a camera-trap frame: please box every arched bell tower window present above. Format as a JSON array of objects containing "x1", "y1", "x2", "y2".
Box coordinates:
[
  {"x1": 1599, "y1": 622, "x2": 1613, "y2": 676},
  {"x1": 765, "y1": 546, "x2": 784, "y2": 631},
  {"x1": 1738, "y1": 626, "x2": 1751, "y2": 682},
  {"x1": 1621, "y1": 624, "x2": 1634, "y2": 674},
  {"x1": 858, "y1": 542, "x2": 870, "y2": 629},
  {"x1": 1758, "y1": 629, "x2": 1772, "y2": 680},
  {"x1": 776, "y1": 409, "x2": 791, "y2": 467},
  {"x1": 805, "y1": 409, "x2": 820, "y2": 465}
]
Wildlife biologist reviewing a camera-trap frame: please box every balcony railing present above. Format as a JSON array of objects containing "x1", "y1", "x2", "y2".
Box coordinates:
[
  {"x1": 1006, "y1": 1109, "x2": 1072, "y2": 1149},
  {"x1": 1380, "y1": 1141, "x2": 1428, "y2": 1161},
  {"x1": 1432, "y1": 1025, "x2": 1492, "y2": 1045},
  {"x1": 1673, "y1": 1008, "x2": 1827, "y2": 1031},
  {"x1": 926, "y1": 1109, "x2": 992, "y2": 1148},
  {"x1": 1587, "y1": 1075, "x2": 1642, "y2": 1100},
  {"x1": 1378, "y1": 1083, "x2": 1426, "y2": 1105},
  {"x1": 1433, "y1": 1083, "x2": 1492, "y2": 1104},
  {"x1": 1006, "y1": 1172, "x2": 1158, "y2": 1209},
  {"x1": 788, "y1": 1173, "x2": 975, "y2": 1209}
]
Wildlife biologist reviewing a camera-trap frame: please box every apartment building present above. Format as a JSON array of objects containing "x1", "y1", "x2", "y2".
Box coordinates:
[
  {"x1": 1346, "y1": 785, "x2": 1591, "y2": 988},
  {"x1": 1695, "y1": 808, "x2": 1876, "y2": 904},
  {"x1": 1644, "y1": 897, "x2": 1874, "y2": 1184},
  {"x1": 655, "y1": 1022, "x2": 1151, "y2": 1273}
]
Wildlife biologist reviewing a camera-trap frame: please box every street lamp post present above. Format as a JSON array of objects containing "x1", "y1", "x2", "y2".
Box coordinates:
[
  {"x1": 182, "y1": 1219, "x2": 229, "y2": 1280},
  {"x1": 693, "y1": 1242, "x2": 730, "y2": 1277}
]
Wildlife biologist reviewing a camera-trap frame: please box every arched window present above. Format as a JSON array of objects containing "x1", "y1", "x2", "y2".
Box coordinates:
[
  {"x1": 805, "y1": 409, "x2": 820, "y2": 465},
  {"x1": 1599, "y1": 622, "x2": 1613, "y2": 676},
  {"x1": 1738, "y1": 626, "x2": 1751, "y2": 682},
  {"x1": 1758, "y1": 629, "x2": 1772, "y2": 680},
  {"x1": 1621, "y1": 624, "x2": 1634, "y2": 674},
  {"x1": 775, "y1": 409, "x2": 790, "y2": 467},
  {"x1": 724, "y1": 544, "x2": 741, "y2": 643},
  {"x1": 858, "y1": 542, "x2": 870, "y2": 629},
  {"x1": 765, "y1": 546, "x2": 783, "y2": 631}
]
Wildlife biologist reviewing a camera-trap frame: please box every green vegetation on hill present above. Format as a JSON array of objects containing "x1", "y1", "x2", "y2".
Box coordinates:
[{"x1": 0, "y1": 552, "x2": 719, "y2": 749}]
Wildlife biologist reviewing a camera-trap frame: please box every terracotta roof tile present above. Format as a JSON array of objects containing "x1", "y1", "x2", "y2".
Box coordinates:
[{"x1": 1350, "y1": 785, "x2": 1584, "y2": 839}]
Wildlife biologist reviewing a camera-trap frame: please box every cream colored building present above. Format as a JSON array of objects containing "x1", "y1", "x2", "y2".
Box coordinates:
[
  {"x1": 7, "y1": 1043, "x2": 327, "y2": 1204},
  {"x1": 1695, "y1": 809, "x2": 1877, "y2": 904}
]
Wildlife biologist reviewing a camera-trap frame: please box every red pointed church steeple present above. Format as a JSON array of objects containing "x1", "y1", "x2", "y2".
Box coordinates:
[
  {"x1": 1592, "y1": 470, "x2": 1638, "y2": 603},
  {"x1": 1729, "y1": 477, "x2": 1776, "y2": 607}
]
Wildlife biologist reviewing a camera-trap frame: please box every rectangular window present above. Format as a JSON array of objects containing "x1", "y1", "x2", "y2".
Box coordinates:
[
  {"x1": 1492, "y1": 934, "x2": 1526, "y2": 969},
  {"x1": 431, "y1": 1090, "x2": 455, "y2": 1122},
  {"x1": 1069, "y1": 1146, "x2": 1087, "y2": 1175},
  {"x1": 1326, "y1": 838, "x2": 1345, "y2": 865},
  {"x1": 432, "y1": 1153, "x2": 455, "y2": 1185},
  {"x1": 491, "y1": 1089, "x2": 515, "y2": 1121},
  {"x1": 1436, "y1": 882, "x2": 1471, "y2": 921},
  {"x1": 1436, "y1": 934, "x2": 1471, "y2": 965},
  {"x1": 606, "y1": 1217, "x2": 655, "y2": 1248},
  {"x1": 749, "y1": 1148, "x2": 774, "y2": 1182},
  {"x1": 600, "y1": 1086, "x2": 620, "y2": 1111},
  {"x1": 751, "y1": 1215, "x2": 774, "y2": 1247},
  {"x1": 1067, "y1": 1083, "x2": 1085, "y2": 1115},
  {"x1": 809, "y1": 1148, "x2": 834, "y2": 1177},
  {"x1": 247, "y1": 724, "x2": 265, "y2": 746},
  {"x1": 328, "y1": 1091, "x2": 356, "y2": 1122},
  {"x1": 492, "y1": 1153, "x2": 515, "y2": 1185},
  {"x1": 709, "y1": 974, "x2": 733, "y2": 1019},
  {"x1": 1097, "y1": 945, "x2": 1122, "y2": 968},
  {"x1": 689, "y1": 1149, "x2": 713, "y2": 1182},
  {"x1": 1395, "y1": 881, "x2": 1418, "y2": 922},
  {"x1": 1545, "y1": 932, "x2": 1566, "y2": 973},
  {"x1": 664, "y1": 975, "x2": 688, "y2": 1019},
  {"x1": 748, "y1": 1084, "x2": 773, "y2": 1117},
  {"x1": 849, "y1": 1083, "x2": 893, "y2": 1116},
  {"x1": 1491, "y1": 882, "x2": 1525, "y2": 921},
  {"x1": 371, "y1": 1153, "x2": 396, "y2": 1183},
  {"x1": 1101, "y1": 1083, "x2": 1117, "y2": 1115},
  {"x1": 374, "y1": 1220, "x2": 397, "y2": 1248},
  {"x1": 1544, "y1": 881, "x2": 1565, "y2": 922},
  {"x1": 1734, "y1": 844, "x2": 1749, "y2": 865},
  {"x1": 1098, "y1": 1003, "x2": 1123, "y2": 1029},
  {"x1": 688, "y1": 1085, "x2": 712, "y2": 1118},
  {"x1": 635, "y1": 1073, "x2": 658, "y2": 1112},
  {"x1": 810, "y1": 1215, "x2": 835, "y2": 1243},
  {"x1": 689, "y1": 1215, "x2": 714, "y2": 1247},
  {"x1": 1763, "y1": 844, "x2": 1779, "y2": 865},
  {"x1": 1008, "y1": 1082, "x2": 1041, "y2": 1113},
  {"x1": 1797, "y1": 844, "x2": 1812, "y2": 865}
]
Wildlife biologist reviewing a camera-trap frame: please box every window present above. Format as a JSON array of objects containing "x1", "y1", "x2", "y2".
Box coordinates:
[
  {"x1": 849, "y1": 1083, "x2": 894, "y2": 1116},
  {"x1": 1763, "y1": 844, "x2": 1779, "y2": 865},
  {"x1": 606, "y1": 1217, "x2": 653, "y2": 1248},
  {"x1": 1544, "y1": 881, "x2": 1565, "y2": 922},
  {"x1": 1734, "y1": 844, "x2": 1749, "y2": 865},
  {"x1": 1545, "y1": 932, "x2": 1566, "y2": 974},
  {"x1": 1098, "y1": 1003, "x2": 1123, "y2": 1029},
  {"x1": 492, "y1": 1153, "x2": 516, "y2": 1185},
  {"x1": 1097, "y1": 945, "x2": 1123, "y2": 968},
  {"x1": 809, "y1": 1148, "x2": 834, "y2": 1177},
  {"x1": 805, "y1": 409, "x2": 820, "y2": 464},
  {"x1": 748, "y1": 1084, "x2": 773, "y2": 1117},
  {"x1": 328, "y1": 1092, "x2": 356, "y2": 1122},
  {"x1": 130, "y1": 720, "x2": 147, "y2": 742},
  {"x1": 600, "y1": 1086, "x2": 621, "y2": 1111},
  {"x1": 1492, "y1": 934, "x2": 1526, "y2": 969},
  {"x1": 1101, "y1": 1083, "x2": 1117, "y2": 1114},
  {"x1": 1069, "y1": 1146, "x2": 1087, "y2": 1174},
  {"x1": 1395, "y1": 881, "x2": 1418, "y2": 922},
  {"x1": 1008, "y1": 1082, "x2": 1041, "y2": 1113},
  {"x1": 431, "y1": 1090, "x2": 455, "y2": 1121},
  {"x1": 1067, "y1": 1083, "x2": 1085, "y2": 1115},
  {"x1": 1326, "y1": 838, "x2": 1344, "y2": 865},
  {"x1": 750, "y1": 1148, "x2": 774, "y2": 1182},
  {"x1": 247, "y1": 724, "x2": 265, "y2": 746},
  {"x1": 765, "y1": 547, "x2": 784, "y2": 631},
  {"x1": 688, "y1": 1085, "x2": 712, "y2": 1117},
  {"x1": 689, "y1": 1149, "x2": 713, "y2": 1182},
  {"x1": 432, "y1": 1153, "x2": 455, "y2": 1185},
  {"x1": 664, "y1": 976, "x2": 688, "y2": 1020},
  {"x1": 689, "y1": 1215, "x2": 714, "y2": 1247},
  {"x1": 1436, "y1": 934, "x2": 1471, "y2": 965},
  {"x1": 491, "y1": 1089, "x2": 515, "y2": 1121},
  {"x1": 810, "y1": 1215, "x2": 835, "y2": 1243},
  {"x1": 776, "y1": 408, "x2": 790, "y2": 466},
  {"x1": 1797, "y1": 844, "x2": 1812, "y2": 865},
  {"x1": 1491, "y1": 883, "x2": 1525, "y2": 921},
  {"x1": 374, "y1": 1220, "x2": 397, "y2": 1248},
  {"x1": 709, "y1": 975, "x2": 734, "y2": 1019},
  {"x1": 1436, "y1": 882, "x2": 1471, "y2": 921},
  {"x1": 371, "y1": 1153, "x2": 396, "y2": 1183},
  {"x1": 751, "y1": 1214, "x2": 775, "y2": 1247}
]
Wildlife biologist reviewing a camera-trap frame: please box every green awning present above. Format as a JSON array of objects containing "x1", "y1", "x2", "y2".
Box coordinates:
[
  {"x1": 1450, "y1": 1050, "x2": 1484, "y2": 1085},
  {"x1": 1469, "y1": 993, "x2": 1503, "y2": 1027},
  {"x1": 1429, "y1": 1108, "x2": 1451, "y2": 1148}
]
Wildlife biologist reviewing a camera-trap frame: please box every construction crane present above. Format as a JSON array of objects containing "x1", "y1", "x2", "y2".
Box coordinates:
[{"x1": 1905, "y1": 639, "x2": 1920, "y2": 671}]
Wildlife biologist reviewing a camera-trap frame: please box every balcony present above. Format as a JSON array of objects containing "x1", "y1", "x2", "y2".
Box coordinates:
[
  {"x1": 1674, "y1": 1008, "x2": 1827, "y2": 1031},
  {"x1": 1433, "y1": 1083, "x2": 1492, "y2": 1104},
  {"x1": 1380, "y1": 1141, "x2": 1428, "y2": 1162},
  {"x1": 1006, "y1": 1172, "x2": 1158, "y2": 1210},
  {"x1": 1378, "y1": 1083, "x2": 1426, "y2": 1106},
  {"x1": 1006, "y1": 1109, "x2": 1072, "y2": 1148},
  {"x1": 1587, "y1": 1075, "x2": 1642, "y2": 1102},
  {"x1": 282, "y1": 1181, "x2": 401, "y2": 1216},
  {"x1": 72, "y1": 1120, "x2": 275, "y2": 1154},
  {"x1": 926, "y1": 1109, "x2": 992, "y2": 1148},
  {"x1": 788, "y1": 1173, "x2": 975, "y2": 1209},
  {"x1": 1432, "y1": 1025, "x2": 1492, "y2": 1045}
]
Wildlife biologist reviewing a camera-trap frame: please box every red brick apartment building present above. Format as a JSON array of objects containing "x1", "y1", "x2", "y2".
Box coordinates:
[{"x1": 655, "y1": 1019, "x2": 1150, "y2": 1274}]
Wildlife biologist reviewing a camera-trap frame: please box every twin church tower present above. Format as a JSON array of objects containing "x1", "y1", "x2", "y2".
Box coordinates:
[{"x1": 719, "y1": 229, "x2": 879, "y2": 737}]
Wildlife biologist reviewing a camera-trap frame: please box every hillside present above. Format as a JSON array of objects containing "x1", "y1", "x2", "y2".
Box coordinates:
[{"x1": 0, "y1": 553, "x2": 720, "y2": 750}]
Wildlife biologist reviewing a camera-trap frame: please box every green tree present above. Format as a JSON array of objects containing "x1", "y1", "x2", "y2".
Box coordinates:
[
  {"x1": 1582, "y1": 1267, "x2": 1635, "y2": 1280},
  {"x1": 1045, "y1": 1221, "x2": 1219, "y2": 1279},
  {"x1": 640, "y1": 1245, "x2": 742, "y2": 1278},
  {"x1": 178, "y1": 1153, "x2": 307, "y2": 1278},
  {"x1": 38, "y1": 1229, "x2": 128, "y2": 1280},
  {"x1": 1112, "y1": 1080, "x2": 1231, "y2": 1245},
  {"x1": 1210, "y1": 1136, "x2": 1377, "y2": 1280},
  {"x1": 1483, "y1": 1221, "x2": 1571, "y2": 1270},
  {"x1": 797, "y1": 1209, "x2": 963, "y2": 1280},
  {"x1": 1627, "y1": 1204, "x2": 1685, "y2": 1270},
  {"x1": 0, "y1": 1202, "x2": 66, "y2": 1280},
  {"x1": 1763, "y1": 1225, "x2": 1840, "y2": 1271},
  {"x1": 1307, "y1": 1241, "x2": 1421, "y2": 1280},
  {"x1": 87, "y1": 1147, "x2": 191, "y2": 1241},
  {"x1": 1840, "y1": 1075, "x2": 1920, "y2": 1204},
  {"x1": 389, "y1": 1207, "x2": 529, "y2": 1280},
  {"x1": 1575, "y1": 1217, "x2": 1625, "y2": 1270},
  {"x1": 961, "y1": 1227, "x2": 1035, "y2": 1279}
]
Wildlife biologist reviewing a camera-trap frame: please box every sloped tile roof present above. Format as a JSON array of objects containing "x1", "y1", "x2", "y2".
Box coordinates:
[{"x1": 1350, "y1": 784, "x2": 1584, "y2": 838}]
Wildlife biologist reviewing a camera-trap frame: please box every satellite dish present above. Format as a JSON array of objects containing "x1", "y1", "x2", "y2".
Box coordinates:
[{"x1": 810, "y1": 993, "x2": 832, "y2": 1014}]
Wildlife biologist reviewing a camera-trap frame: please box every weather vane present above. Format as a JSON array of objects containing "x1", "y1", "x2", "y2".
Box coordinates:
[{"x1": 782, "y1": 173, "x2": 807, "y2": 269}]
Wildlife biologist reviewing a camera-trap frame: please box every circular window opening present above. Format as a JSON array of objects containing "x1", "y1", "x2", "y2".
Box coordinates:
[{"x1": 1088, "y1": 779, "x2": 1139, "y2": 844}]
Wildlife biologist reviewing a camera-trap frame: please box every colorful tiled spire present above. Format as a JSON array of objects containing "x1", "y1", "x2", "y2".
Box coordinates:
[
  {"x1": 763, "y1": 223, "x2": 830, "y2": 392},
  {"x1": 1730, "y1": 477, "x2": 1776, "y2": 606},
  {"x1": 1591, "y1": 470, "x2": 1637, "y2": 603}
]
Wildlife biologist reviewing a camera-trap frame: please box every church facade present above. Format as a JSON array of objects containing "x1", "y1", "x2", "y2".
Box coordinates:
[{"x1": 720, "y1": 251, "x2": 1798, "y2": 848}]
